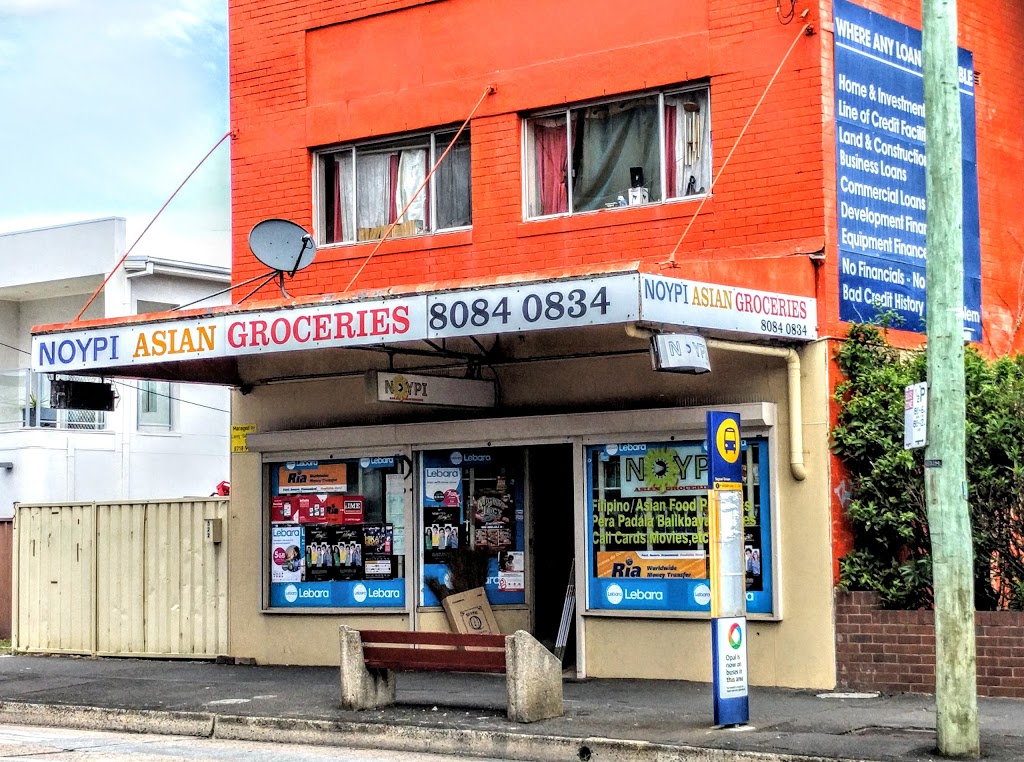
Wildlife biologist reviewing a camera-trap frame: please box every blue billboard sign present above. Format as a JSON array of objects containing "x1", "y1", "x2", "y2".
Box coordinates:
[{"x1": 834, "y1": 0, "x2": 981, "y2": 339}]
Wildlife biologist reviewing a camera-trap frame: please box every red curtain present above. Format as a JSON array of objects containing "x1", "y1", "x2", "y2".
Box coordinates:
[
  {"x1": 534, "y1": 123, "x2": 568, "y2": 215},
  {"x1": 388, "y1": 153, "x2": 400, "y2": 224},
  {"x1": 332, "y1": 156, "x2": 343, "y2": 242},
  {"x1": 665, "y1": 104, "x2": 677, "y2": 198}
]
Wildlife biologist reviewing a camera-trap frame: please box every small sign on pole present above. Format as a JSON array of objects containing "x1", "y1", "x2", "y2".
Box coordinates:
[
  {"x1": 706, "y1": 411, "x2": 749, "y2": 727},
  {"x1": 904, "y1": 382, "x2": 928, "y2": 450}
]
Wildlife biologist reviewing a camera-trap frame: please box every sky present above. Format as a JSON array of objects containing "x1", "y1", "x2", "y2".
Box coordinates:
[{"x1": 0, "y1": 0, "x2": 230, "y2": 267}]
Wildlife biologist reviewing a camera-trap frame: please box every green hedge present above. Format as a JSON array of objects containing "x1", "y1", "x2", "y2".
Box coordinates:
[{"x1": 832, "y1": 323, "x2": 1024, "y2": 610}]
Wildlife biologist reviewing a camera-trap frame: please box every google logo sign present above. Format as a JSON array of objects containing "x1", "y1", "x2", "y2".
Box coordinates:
[{"x1": 728, "y1": 622, "x2": 743, "y2": 650}]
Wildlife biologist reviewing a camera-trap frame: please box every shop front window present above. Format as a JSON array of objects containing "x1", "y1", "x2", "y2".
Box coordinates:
[
  {"x1": 267, "y1": 456, "x2": 407, "y2": 609},
  {"x1": 585, "y1": 437, "x2": 772, "y2": 615},
  {"x1": 421, "y1": 448, "x2": 526, "y2": 606}
]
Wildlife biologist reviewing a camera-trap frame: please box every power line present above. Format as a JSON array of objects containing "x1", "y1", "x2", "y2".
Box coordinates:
[{"x1": 0, "y1": 339, "x2": 229, "y2": 415}]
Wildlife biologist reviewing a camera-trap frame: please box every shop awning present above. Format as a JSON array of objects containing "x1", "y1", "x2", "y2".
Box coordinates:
[{"x1": 30, "y1": 265, "x2": 817, "y2": 387}]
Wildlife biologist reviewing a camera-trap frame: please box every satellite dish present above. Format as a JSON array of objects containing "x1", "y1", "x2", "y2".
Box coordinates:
[{"x1": 248, "y1": 219, "x2": 316, "y2": 275}]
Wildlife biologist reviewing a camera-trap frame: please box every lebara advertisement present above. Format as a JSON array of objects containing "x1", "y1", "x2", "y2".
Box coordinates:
[
  {"x1": 834, "y1": 0, "x2": 981, "y2": 339},
  {"x1": 268, "y1": 457, "x2": 404, "y2": 609},
  {"x1": 586, "y1": 440, "x2": 774, "y2": 614},
  {"x1": 420, "y1": 448, "x2": 526, "y2": 607}
]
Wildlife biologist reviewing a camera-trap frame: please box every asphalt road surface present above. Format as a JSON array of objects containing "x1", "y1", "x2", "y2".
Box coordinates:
[{"x1": 0, "y1": 725, "x2": 501, "y2": 762}]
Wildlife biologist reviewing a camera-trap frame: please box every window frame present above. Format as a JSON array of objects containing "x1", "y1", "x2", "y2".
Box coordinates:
[
  {"x1": 521, "y1": 83, "x2": 712, "y2": 221},
  {"x1": 137, "y1": 380, "x2": 173, "y2": 430},
  {"x1": 314, "y1": 126, "x2": 473, "y2": 247},
  {"x1": 262, "y1": 450, "x2": 412, "y2": 613}
]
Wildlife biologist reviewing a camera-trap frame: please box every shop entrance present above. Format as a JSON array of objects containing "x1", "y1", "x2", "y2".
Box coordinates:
[{"x1": 528, "y1": 444, "x2": 576, "y2": 667}]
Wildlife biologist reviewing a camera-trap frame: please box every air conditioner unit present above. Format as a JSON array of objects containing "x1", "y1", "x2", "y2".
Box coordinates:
[{"x1": 50, "y1": 379, "x2": 116, "y2": 411}]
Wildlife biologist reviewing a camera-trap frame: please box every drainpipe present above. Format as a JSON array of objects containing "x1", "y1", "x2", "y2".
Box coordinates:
[{"x1": 626, "y1": 325, "x2": 807, "y2": 481}]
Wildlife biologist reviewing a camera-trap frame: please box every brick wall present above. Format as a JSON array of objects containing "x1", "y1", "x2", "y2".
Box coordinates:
[
  {"x1": 229, "y1": 0, "x2": 825, "y2": 300},
  {"x1": 835, "y1": 590, "x2": 1024, "y2": 697}
]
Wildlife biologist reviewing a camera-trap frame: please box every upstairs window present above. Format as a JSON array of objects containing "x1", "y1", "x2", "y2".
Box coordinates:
[
  {"x1": 318, "y1": 128, "x2": 472, "y2": 245},
  {"x1": 524, "y1": 86, "x2": 711, "y2": 219}
]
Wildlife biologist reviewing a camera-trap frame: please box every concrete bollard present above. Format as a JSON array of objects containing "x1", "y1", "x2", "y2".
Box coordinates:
[
  {"x1": 505, "y1": 630, "x2": 564, "y2": 723},
  {"x1": 338, "y1": 625, "x2": 396, "y2": 710}
]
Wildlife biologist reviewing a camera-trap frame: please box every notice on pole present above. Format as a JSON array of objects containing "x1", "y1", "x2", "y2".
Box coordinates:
[
  {"x1": 715, "y1": 617, "x2": 749, "y2": 700},
  {"x1": 904, "y1": 382, "x2": 927, "y2": 449}
]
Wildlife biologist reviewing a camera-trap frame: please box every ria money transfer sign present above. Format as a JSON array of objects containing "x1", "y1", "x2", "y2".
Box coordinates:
[{"x1": 834, "y1": 0, "x2": 981, "y2": 339}]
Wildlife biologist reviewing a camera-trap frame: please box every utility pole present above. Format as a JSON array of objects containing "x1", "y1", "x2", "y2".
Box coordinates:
[{"x1": 922, "y1": 0, "x2": 980, "y2": 755}]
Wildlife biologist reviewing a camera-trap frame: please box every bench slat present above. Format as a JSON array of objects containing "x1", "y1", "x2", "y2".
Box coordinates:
[
  {"x1": 364, "y1": 645, "x2": 506, "y2": 673},
  {"x1": 360, "y1": 630, "x2": 505, "y2": 648}
]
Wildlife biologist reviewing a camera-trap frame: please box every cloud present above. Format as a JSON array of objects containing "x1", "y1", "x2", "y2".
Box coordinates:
[
  {"x1": 0, "y1": 0, "x2": 77, "y2": 14},
  {"x1": 0, "y1": 39, "x2": 16, "y2": 66},
  {"x1": 0, "y1": 0, "x2": 230, "y2": 267}
]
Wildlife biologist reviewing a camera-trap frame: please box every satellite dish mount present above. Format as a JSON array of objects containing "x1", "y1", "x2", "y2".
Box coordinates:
[{"x1": 246, "y1": 219, "x2": 318, "y2": 300}]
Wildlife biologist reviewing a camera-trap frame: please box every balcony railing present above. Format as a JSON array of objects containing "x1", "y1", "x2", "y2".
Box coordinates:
[{"x1": 0, "y1": 369, "x2": 107, "y2": 431}]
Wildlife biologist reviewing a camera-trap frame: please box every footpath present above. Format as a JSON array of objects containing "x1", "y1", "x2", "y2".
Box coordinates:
[{"x1": 0, "y1": 654, "x2": 1021, "y2": 762}]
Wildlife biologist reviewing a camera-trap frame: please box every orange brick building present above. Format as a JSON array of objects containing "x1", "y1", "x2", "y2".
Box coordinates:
[{"x1": 31, "y1": 0, "x2": 1024, "y2": 688}]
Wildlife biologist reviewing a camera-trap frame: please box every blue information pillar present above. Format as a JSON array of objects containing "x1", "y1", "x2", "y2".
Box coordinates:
[{"x1": 707, "y1": 411, "x2": 749, "y2": 726}]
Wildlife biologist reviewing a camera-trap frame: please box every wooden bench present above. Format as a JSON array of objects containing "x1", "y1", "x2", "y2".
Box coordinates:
[{"x1": 338, "y1": 625, "x2": 563, "y2": 722}]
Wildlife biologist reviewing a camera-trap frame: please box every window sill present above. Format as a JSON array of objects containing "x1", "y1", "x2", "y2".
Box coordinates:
[
  {"x1": 518, "y1": 195, "x2": 712, "y2": 238},
  {"x1": 316, "y1": 228, "x2": 473, "y2": 261}
]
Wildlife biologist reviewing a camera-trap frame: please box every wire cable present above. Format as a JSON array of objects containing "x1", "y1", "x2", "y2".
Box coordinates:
[
  {"x1": 0, "y1": 340, "x2": 229, "y2": 414},
  {"x1": 665, "y1": 23, "x2": 810, "y2": 265},
  {"x1": 74, "y1": 130, "x2": 233, "y2": 322},
  {"x1": 342, "y1": 84, "x2": 496, "y2": 294}
]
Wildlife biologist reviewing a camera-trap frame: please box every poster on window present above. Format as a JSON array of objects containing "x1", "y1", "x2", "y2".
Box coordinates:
[
  {"x1": 744, "y1": 526, "x2": 763, "y2": 592},
  {"x1": 617, "y1": 444, "x2": 709, "y2": 498},
  {"x1": 592, "y1": 478, "x2": 711, "y2": 575},
  {"x1": 423, "y1": 507, "x2": 461, "y2": 564},
  {"x1": 587, "y1": 439, "x2": 775, "y2": 615},
  {"x1": 471, "y1": 492, "x2": 514, "y2": 551},
  {"x1": 304, "y1": 525, "x2": 364, "y2": 581},
  {"x1": 594, "y1": 550, "x2": 706, "y2": 580},
  {"x1": 385, "y1": 473, "x2": 406, "y2": 555},
  {"x1": 364, "y1": 524, "x2": 393, "y2": 554},
  {"x1": 271, "y1": 525, "x2": 303, "y2": 582},
  {"x1": 334, "y1": 526, "x2": 364, "y2": 580},
  {"x1": 276, "y1": 461, "x2": 348, "y2": 494},
  {"x1": 424, "y1": 466, "x2": 462, "y2": 507},
  {"x1": 497, "y1": 550, "x2": 524, "y2": 592}
]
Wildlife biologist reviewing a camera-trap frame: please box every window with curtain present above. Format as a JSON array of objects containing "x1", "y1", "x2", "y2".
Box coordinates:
[
  {"x1": 138, "y1": 380, "x2": 172, "y2": 429},
  {"x1": 319, "y1": 128, "x2": 472, "y2": 245},
  {"x1": 524, "y1": 85, "x2": 711, "y2": 219}
]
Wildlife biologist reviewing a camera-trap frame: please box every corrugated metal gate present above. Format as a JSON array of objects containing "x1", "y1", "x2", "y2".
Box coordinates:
[{"x1": 12, "y1": 499, "x2": 228, "y2": 658}]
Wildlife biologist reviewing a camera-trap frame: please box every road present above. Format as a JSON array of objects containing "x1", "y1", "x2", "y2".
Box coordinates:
[{"x1": 0, "y1": 725, "x2": 499, "y2": 761}]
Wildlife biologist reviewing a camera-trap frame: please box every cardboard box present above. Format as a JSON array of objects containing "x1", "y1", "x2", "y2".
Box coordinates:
[{"x1": 441, "y1": 587, "x2": 500, "y2": 635}]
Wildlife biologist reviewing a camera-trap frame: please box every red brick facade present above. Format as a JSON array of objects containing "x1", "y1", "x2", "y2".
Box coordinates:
[
  {"x1": 836, "y1": 591, "x2": 1024, "y2": 697},
  {"x1": 229, "y1": 0, "x2": 1024, "y2": 592}
]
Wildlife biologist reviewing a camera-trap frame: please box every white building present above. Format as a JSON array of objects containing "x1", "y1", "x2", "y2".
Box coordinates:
[{"x1": 0, "y1": 218, "x2": 231, "y2": 517}]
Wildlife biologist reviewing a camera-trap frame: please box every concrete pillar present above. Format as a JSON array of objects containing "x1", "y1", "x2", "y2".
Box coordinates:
[
  {"x1": 505, "y1": 630, "x2": 564, "y2": 723},
  {"x1": 338, "y1": 626, "x2": 395, "y2": 710}
]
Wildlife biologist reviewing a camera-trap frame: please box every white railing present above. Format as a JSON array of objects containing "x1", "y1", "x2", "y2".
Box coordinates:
[{"x1": 0, "y1": 369, "x2": 106, "y2": 431}]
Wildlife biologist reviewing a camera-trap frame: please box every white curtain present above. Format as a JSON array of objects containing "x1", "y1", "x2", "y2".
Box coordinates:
[
  {"x1": 356, "y1": 153, "x2": 390, "y2": 231},
  {"x1": 668, "y1": 91, "x2": 712, "y2": 198},
  {"x1": 396, "y1": 149, "x2": 427, "y2": 228},
  {"x1": 336, "y1": 152, "x2": 355, "y2": 242}
]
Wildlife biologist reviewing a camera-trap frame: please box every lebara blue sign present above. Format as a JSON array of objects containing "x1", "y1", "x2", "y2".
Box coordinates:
[
  {"x1": 834, "y1": 0, "x2": 981, "y2": 340},
  {"x1": 270, "y1": 579, "x2": 405, "y2": 608}
]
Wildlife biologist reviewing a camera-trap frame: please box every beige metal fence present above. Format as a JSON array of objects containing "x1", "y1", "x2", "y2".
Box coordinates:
[{"x1": 13, "y1": 499, "x2": 228, "y2": 658}]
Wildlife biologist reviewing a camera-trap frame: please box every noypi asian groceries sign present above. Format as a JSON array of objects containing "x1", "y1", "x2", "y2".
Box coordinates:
[{"x1": 31, "y1": 274, "x2": 817, "y2": 373}]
